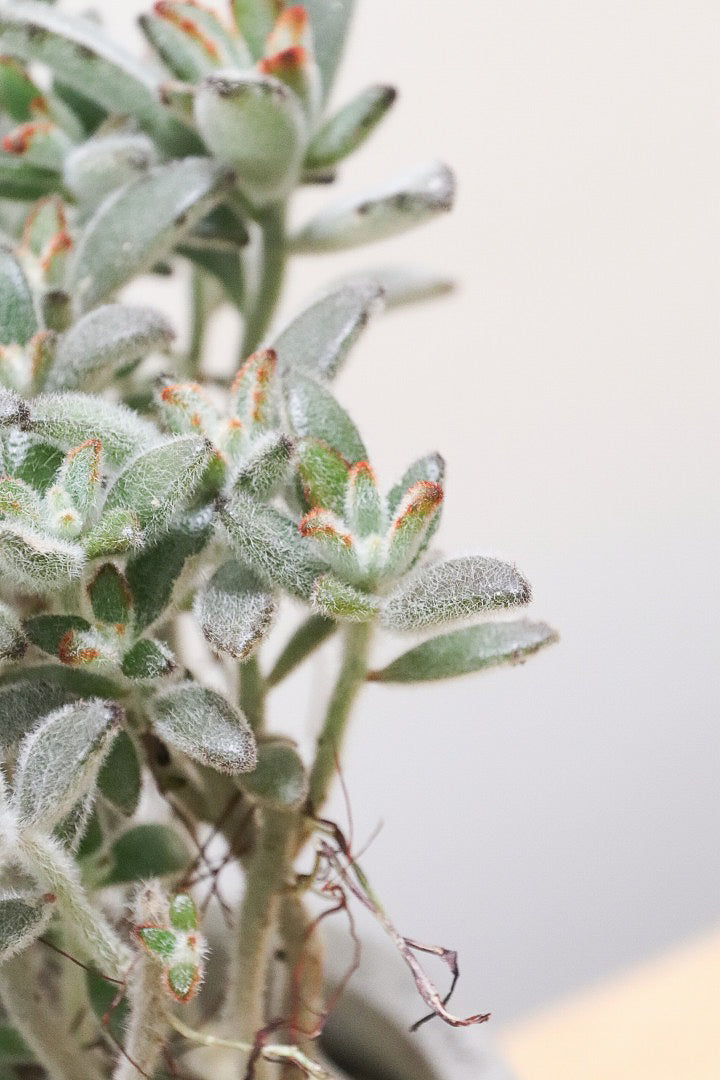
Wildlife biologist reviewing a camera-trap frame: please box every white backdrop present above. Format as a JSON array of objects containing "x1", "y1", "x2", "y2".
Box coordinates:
[{"x1": 68, "y1": 0, "x2": 720, "y2": 1022}]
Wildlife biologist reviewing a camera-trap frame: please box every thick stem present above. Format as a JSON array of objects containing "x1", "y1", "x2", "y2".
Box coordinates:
[
  {"x1": 222, "y1": 808, "x2": 295, "y2": 1055},
  {"x1": 306, "y1": 622, "x2": 372, "y2": 821},
  {"x1": 19, "y1": 832, "x2": 129, "y2": 979},
  {"x1": 0, "y1": 949, "x2": 106, "y2": 1080},
  {"x1": 242, "y1": 204, "x2": 286, "y2": 356},
  {"x1": 239, "y1": 653, "x2": 266, "y2": 733},
  {"x1": 278, "y1": 893, "x2": 326, "y2": 1080},
  {"x1": 112, "y1": 954, "x2": 168, "y2": 1080}
]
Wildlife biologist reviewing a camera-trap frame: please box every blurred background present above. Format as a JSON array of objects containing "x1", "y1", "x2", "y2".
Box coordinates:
[{"x1": 71, "y1": 0, "x2": 720, "y2": 1028}]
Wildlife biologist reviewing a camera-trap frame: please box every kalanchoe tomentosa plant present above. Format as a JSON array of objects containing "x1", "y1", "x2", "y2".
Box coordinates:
[{"x1": 0, "y1": 2, "x2": 557, "y2": 1078}]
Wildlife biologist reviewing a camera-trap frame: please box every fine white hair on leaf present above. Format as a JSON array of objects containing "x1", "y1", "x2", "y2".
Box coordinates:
[
  {"x1": 0, "y1": 522, "x2": 86, "y2": 590},
  {"x1": 381, "y1": 555, "x2": 532, "y2": 632}
]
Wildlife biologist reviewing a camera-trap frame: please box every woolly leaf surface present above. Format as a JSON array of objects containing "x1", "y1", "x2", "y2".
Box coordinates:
[
  {"x1": 272, "y1": 280, "x2": 382, "y2": 380},
  {"x1": 194, "y1": 559, "x2": 276, "y2": 660},
  {"x1": 13, "y1": 698, "x2": 121, "y2": 828},
  {"x1": 151, "y1": 682, "x2": 257, "y2": 774},
  {"x1": 371, "y1": 620, "x2": 559, "y2": 682}
]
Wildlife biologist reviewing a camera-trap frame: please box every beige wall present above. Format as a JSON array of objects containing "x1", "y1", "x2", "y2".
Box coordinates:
[{"x1": 71, "y1": 0, "x2": 720, "y2": 1021}]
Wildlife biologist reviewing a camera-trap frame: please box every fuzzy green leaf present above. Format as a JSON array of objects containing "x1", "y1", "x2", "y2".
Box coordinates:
[
  {"x1": 338, "y1": 265, "x2": 454, "y2": 310},
  {"x1": 138, "y1": 926, "x2": 176, "y2": 961},
  {"x1": 299, "y1": 507, "x2": 359, "y2": 580},
  {"x1": 0, "y1": 475, "x2": 42, "y2": 523},
  {"x1": 51, "y1": 437, "x2": 103, "y2": 520},
  {"x1": 272, "y1": 280, "x2": 383, "y2": 381},
  {"x1": 345, "y1": 459, "x2": 383, "y2": 537},
  {"x1": 0, "y1": 601, "x2": 27, "y2": 663},
  {"x1": 126, "y1": 514, "x2": 212, "y2": 632},
  {"x1": 0, "y1": 158, "x2": 60, "y2": 200},
  {"x1": 382, "y1": 556, "x2": 531, "y2": 632},
  {"x1": 220, "y1": 490, "x2": 323, "y2": 598},
  {"x1": 232, "y1": 431, "x2": 293, "y2": 500},
  {"x1": 238, "y1": 739, "x2": 307, "y2": 808},
  {"x1": 169, "y1": 893, "x2": 198, "y2": 932},
  {"x1": 194, "y1": 71, "x2": 305, "y2": 206},
  {"x1": 24, "y1": 614, "x2": 90, "y2": 658},
  {"x1": 97, "y1": 730, "x2": 141, "y2": 816},
  {"x1": 101, "y1": 435, "x2": 213, "y2": 540},
  {"x1": 0, "y1": 678, "x2": 79, "y2": 750},
  {"x1": 285, "y1": 372, "x2": 366, "y2": 463},
  {"x1": 0, "y1": 245, "x2": 37, "y2": 346},
  {"x1": 63, "y1": 132, "x2": 158, "y2": 216},
  {"x1": 46, "y1": 305, "x2": 174, "y2": 392},
  {"x1": 297, "y1": 0, "x2": 353, "y2": 101},
  {"x1": 230, "y1": 347, "x2": 279, "y2": 432},
  {"x1": 140, "y1": 3, "x2": 249, "y2": 82},
  {"x1": 12, "y1": 441, "x2": 64, "y2": 494},
  {"x1": 121, "y1": 638, "x2": 176, "y2": 680},
  {"x1": 232, "y1": 0, "x2": 278, "y2": 59},
  {"x1": 305, "y1": 84, "x2": 396, "y2": 168},
  {"x1": 311, "y1": 573, "x2": 379, "y2": 622},
  {"x1": 69, "y1": 158, "x2": 235, "y2": 312},
  {"x1": 194, "y1": 559, "x2": 276, "y2": 660},
  {"x1": 13, "y1": 698, "x2": 121, "y2": 828},
  {"x1": 0, "y1": 521, "x2": 85, "y2": 589},
  {"x1": 293, "y1": 160, "x2": 455, "y2": 253},
  {"x1": 84, "y1": 507, "x2": 142, "y2": 558},
  {"x1": 101, "y1": 823, "x2": 190, "y2": 886},
  {"x1": 387, "y1": 455, "x2": 445, "y2": 519},
  {"x1": 0, "y1": 1, "x2": 173, "y2": 138},
  {"x1": 30, "y1": 393, "x2": 161, "y2": 468},
  {"x1": 0, "y1": 895, "x2": 53, "y2": 963},
  {"x1": 371, "y1": 620, "x2": 559, "y2": 682},
  {"x1": 383, "y1": 481, "x2": 444, "y2": 580},
  {"x1": 151, "y1": 682, "x2": 257, "y2": 774},
  {"x1": 88, "y1": 563, "x2": 132, "y2": 625},
  {"x1": 295, "y1": 437, "x2": 349, "y2": 516},
  {"x1": 0, "y1": 56, "x2": 37, "y2": 121}
]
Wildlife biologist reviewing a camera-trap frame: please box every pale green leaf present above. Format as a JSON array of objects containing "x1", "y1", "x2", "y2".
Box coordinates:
[
  {"x1": 285, "y1": 372, "x2": 366, "y2": 462},
  {"x1": 292, "y1": 160, "x2": 455, "y2": 253},
  {"x1": 0, "y1": 521, "x2": 85, "y2": 589},
  {"x1": 297, "y1": 0, "x2": 354, "y2": 101},
  {"x1": 272, "y1": 280, "x2": 383, "y2": 380},
  {"x1": 0, "y1": 601, "x2": 26, "y2": 663},
  {"x1": 100, "y1": 435, "x2": 213, "y2": 540},
  {"x1": 0, "y1": 1, "x2": 172, "y2": 138},
  {"x1": 100, "y1": 823, "x2": 190, "y2": 886},
  {"x1": 151, "y1": 682, "x2": 257, "y2": 774},
  {"x1": 0, "y1": 894, "x2": 53, "y2": 963},
  {"x1": 387, "y1": 452, "x2": 445, "y2": 517},
  {"x1": 63, "y1": 132, "x2": 158, "y2": 216},
  {"x1": 239, "y1": 739, "x2": 307, "y2": 808},
  {"x1": 97, "y1": 730, "x2": 141, "y2": 816},
  {"x1": 194, "y1": 71, "x2": 306, "y2": 206},
  {"x1": 371, "y1": 620, "x2": 559, "y2": 682},
  {"x1": 232, "y1": 0, "x2": 280, "y2": 60},
  {"x1": 305, "y1": 84, "x2": 396, "y2": 168},
  {"x1": 13, "y1": 698, "x2": 121, "y2": 828},
  {"x1": 46, "y1": 304, "x2": 174, "y2": 392},
  {"x1": 232, "y1": 430, "x2": 293, "y2": 500},
  {"x1": 0, "y1": 245, "x2": 37, "y2": 346},
  {"x1": 312, "y1": 573, "x2": 379, "y2": 622},
  {"x1": 69, "y1": 158, "x2": 235, "y2": 312},
  {"x1": 0, "y1": 157, "x2": 61, "y2": 201},
  {"x1": 30, "y1": 392, "x2": 161, "y2": 467},
  {"x1": 126, "y1": 513, "x2": 212, "y2": 631},
  {"x1": 220, "y1": 490, "x2": 322, "y2": 598},
  {"x1": 382, "y1": 556, "x2": 531, "y2": 631},
  {"x1": 194, "y1": 559, "x2": 276, "y2": 659}
]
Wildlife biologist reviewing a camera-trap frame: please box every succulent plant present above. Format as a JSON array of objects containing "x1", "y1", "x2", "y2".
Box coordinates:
[{"x1": 0, "y1": 2, "x2": 557, "y2": 1078}]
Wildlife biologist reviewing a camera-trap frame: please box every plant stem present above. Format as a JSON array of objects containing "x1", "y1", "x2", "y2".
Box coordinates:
[
  {"x1": 0, "y1": 950, "x2": 106, "y2": 1080},
  {"x1": 239, "y1": 654, "x2": 266, "y2": 733},
  {"x1": 306, "y1": 622, "x2": 372, "y2": 822},
  {"x1": 19, "y1": 832, "x2": 129, "y2": 979},
  {"x1": 223, "y1": 808, "x2": 295, "y2": 1060},
  {"x1": 113, "y1": 953, "x2": 168, "y2": 1080},
  {"x1": 186, "y1": 266, "x2": 208, "y2": 378},
  {"x1": 278, "y1": 893, "x2": 326, "y2": 1080},
  {"x1": 242, "y1": 204, "x2": 286, "y2": 357}
]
